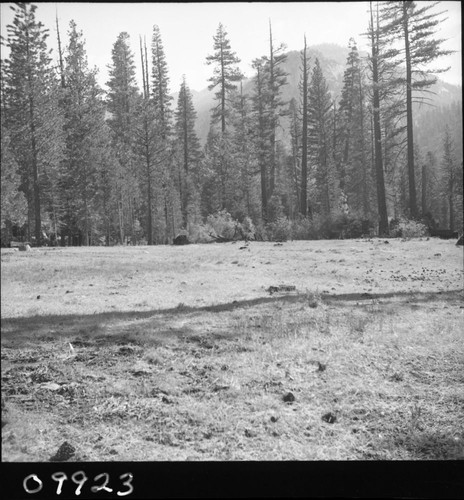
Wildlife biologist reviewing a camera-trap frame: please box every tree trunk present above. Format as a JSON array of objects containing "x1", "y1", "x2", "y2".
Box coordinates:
[
  {"x1": 25, "y1": 19, "x2": 42, "y2": 246},
  {"x1": 402, "y1": 3, "x2": 417, "y2": 219},
  {"x1": 300, "y1": 37, "x2": 308, "y2": 217},
  {"x1": 370, "y1": 2, "x2": 389, "y2": 236},
  {"x1": 421, "y1": 163, "x2": 427, "y2": 215}
]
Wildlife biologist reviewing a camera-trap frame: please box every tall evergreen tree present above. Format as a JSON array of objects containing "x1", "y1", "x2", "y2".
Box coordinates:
[
  {"x1": 151, "y1": 25, "x2": 172, "y2": 136},
  {"x1": 339, "y1": 38, "x2": 370, "y2": 216},
  {"x1": 367, "y1": 2, "x2": 389, "y2": 235},
  {"x1": 1, "y1": 121, "x2": 27, "y2": 241},
  {"x1": 61, "y1": 20, "x2": 109, "y2": 246},
  {"x1": 150, "y1": 26, "x2": 179, "y2": 242},
  {"x1": 251, "y1": 56, "x2": 271, "y2": 219},
  {"x1": 266, "y1": 21, "x2": 289, "y2": 197},
  {"x1": 175, "y1": 76, "x2": 203, "y2": 226},
  {"x1": 206, "y1": 23, "x2": 243, "y2": 134},
  {"x1": 288, "y1": 98, "x2": 301, "y2": 216},
  {"x1": 230, "y1": 82, "x2": 260, "y2": 220},
  {"x1": 380, "y1": 1, "x2": 453, "y2": 219},
  {"x1": 440, "y1": 125, "x2": 459, "y2": 231},
  {"x1": 307, "y1": 58, "x2": 333, "y2": 216},
  {"x1": 299, "y1": 35, "x2": 310, "y2": 217},
  {"x1": 106, "y1": 31, "x2": 141, "y2": 244},
  {"x1": 2, "y1": 2, "x2": 63, "y2": 244}
]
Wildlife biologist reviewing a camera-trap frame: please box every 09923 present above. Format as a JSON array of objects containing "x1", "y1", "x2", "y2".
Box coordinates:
[{"x1": 23, "y1": 470, "x2": 134, "y2": 497}]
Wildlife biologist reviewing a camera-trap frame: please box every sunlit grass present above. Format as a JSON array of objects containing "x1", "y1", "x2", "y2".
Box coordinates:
[{"x1": 1, "y1": 239, "x2": 463, "y2": 461}]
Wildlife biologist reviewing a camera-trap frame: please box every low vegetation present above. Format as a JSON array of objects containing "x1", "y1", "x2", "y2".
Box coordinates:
[{"x1": 1, "y1": 238, "x2": 463, "y2": 461}]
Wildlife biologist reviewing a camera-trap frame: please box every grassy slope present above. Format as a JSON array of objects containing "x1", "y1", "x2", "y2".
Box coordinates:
[{"x1": 1, "y1": 238, "x2": 463, "y2": 461}]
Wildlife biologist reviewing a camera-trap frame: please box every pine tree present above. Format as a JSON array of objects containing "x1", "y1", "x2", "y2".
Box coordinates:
[
  {"x1": 175, "y1": 76, "x2": 203, "y2": 226},
  {"x1": 151, "y1": 25, "x2": 173, "y2": 137},
  {"x1": 366, "y1": 2, "x2": 389, "y2": 235},
  {"x1": 230, "y1": 82, "x2": 260, "y2": 220},
  {"x1": 299, "y1": 35, "x2": 310, "y2": 217},
  {"x1": 133, "y1": 36, "x2": 158, "y2": 244},
  {"x1": 339, "y1": 38, "x2": 370, "y2": 216},
  {"x1": 266, "y1": 21, "x2": 289, "y2": 198},
  {"x1": 2, "y1": 2, "x2": 64, "y2": 244},
  {"x1": 307, "y1": 58, "x2": 333, "y2": 216},
  {"x1": 440, "y1": 125, "x2": 459, "y2": 231},
  {"x1": 206, "y1": 23, "x2": 243, "y2": 134},
  {"x1": 106, "y1": 31, "x2": 141, "y2": 244},
  {"x1": 1, "y1": 121, "x2": 27, "y2": 242},
  {"x1": 150, "y1": 26, "x2": 179, "y2": 243},
  {"x1": 288, "y1": 98, "x2": 301, "y2": 216},
  {"x1": 251, "y1": 57, "x2": 271, "y2": 219},
  {"x1": 380, "y1": 1, "x2": 453, "y2": 219},
  {"x1": 61, "y1": 20, "x2": 109, "y2": 246}
]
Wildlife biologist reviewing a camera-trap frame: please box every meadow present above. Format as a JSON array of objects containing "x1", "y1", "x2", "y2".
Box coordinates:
[{"x1": 1, "y1": 238, "x2": 463, "y2": 461}]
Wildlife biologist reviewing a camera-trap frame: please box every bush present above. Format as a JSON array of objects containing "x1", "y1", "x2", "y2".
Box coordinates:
[
  {"x1": 188, "y1": 223, "x2": 213, "y2": 244},
  {"x1": 390, "y1": 218, "x2": 428, "y2": 238},
  {"x1": 266, "y1": 217, "x2": 292, "y2": 242},
  {"x1": 291, "y1": 216, "x2": 320, "y2": 240},
  {"x1": 241, "y1": 217, "x2": 256, "y2": 240},
  {"x1": 206, "y1": 210, "x2": 237, "y2": 240}
]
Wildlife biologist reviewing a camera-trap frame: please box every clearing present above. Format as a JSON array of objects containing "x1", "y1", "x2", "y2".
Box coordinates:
[{"x1": 1, "y1": 238, "x2": 463, "y2": 461}]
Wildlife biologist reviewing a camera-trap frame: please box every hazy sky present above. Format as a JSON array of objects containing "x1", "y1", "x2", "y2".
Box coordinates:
[{"x1": 1, "y1": 2, "x2": 461, "y2": 93}]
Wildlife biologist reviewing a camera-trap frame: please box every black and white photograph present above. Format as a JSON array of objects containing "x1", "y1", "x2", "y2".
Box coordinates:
[{"x1": 1, "y1": 0, "x2": 463, "y2": 497}]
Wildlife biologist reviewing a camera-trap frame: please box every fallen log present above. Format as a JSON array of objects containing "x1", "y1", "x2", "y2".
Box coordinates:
[{"x1": 429, "y1": 229, "x2": 458, "y2": 239}]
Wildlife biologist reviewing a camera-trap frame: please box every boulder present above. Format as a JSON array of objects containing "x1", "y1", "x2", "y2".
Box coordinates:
[
  {"x1": 457, "y1": 234, "x2": 463, "y2": 246},
  {"x1": 18, "y1": 244, "x2": 31, "y2": 251},
  {"x1": 173, "y1": 234, "x2": 190, "y2": 245}
]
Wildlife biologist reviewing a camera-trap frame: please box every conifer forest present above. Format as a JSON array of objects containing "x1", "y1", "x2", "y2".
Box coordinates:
[{"x1": 1, "y1": 2, "x2": 462, "y2": 247}]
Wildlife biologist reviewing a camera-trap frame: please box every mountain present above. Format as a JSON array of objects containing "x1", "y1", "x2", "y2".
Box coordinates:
[{"x1": 172, "y1": 43, "x2": 462, "y2": 150}]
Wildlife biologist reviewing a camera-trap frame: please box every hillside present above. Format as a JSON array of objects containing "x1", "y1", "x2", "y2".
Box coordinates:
[{"x1": 178, "y1": 43, "x2": 462, "y2": 150}]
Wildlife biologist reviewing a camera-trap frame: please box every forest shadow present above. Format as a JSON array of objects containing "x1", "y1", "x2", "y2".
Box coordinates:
[{"x1": 2, "y1": 288, "x2": 462, "y2": 343}]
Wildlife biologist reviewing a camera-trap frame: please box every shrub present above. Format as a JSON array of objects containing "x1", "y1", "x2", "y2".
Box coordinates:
[
  {"x1": 266, "y1": 217, "x2": 292, "y2": 242},
  {"x1": 188, "y1": 223, "x2": 213, "y2": 244},
  {"x1": 390, "y1": 218, "x2": 428, "y2": 238},
  {"x1": 206, "y1": 210, "x2": 237, "y2": 240},
  {"x1": 241, "y1": 217, "x2": 256, "y2": 240},
  {"x1": 291, "y1": 216, "x2": 320, "y2": 240}
]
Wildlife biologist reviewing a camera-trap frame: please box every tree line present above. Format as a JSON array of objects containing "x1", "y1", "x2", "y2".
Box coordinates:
[{"x1": 1, "y1": 2, "x2": 462, "y2": 246}]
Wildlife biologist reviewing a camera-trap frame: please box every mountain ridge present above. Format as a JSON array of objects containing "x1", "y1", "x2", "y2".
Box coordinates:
[{"x1": 171, "y1": 43, "x2": 462, "y2": 146}]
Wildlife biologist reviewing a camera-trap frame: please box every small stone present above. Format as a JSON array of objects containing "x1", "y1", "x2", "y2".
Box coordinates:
[
  {"x1": 270, "y1": 415, "x2": 279, "y2": 423},
  {"x1": 50, "y1": 441, "x2": 76, "y2": 462},
  {"x1": 322, "y1": 412, "x2": 337, "y2": 424},
  {"x1": 317, "y1": 362, "x2": 326, "y2": 372},
  {"x1": 283, "y1": 392, "x2": 295, "y2": 403},
  {"x1": 37, "y1": 295, "x2": 41, "y2": 300}
]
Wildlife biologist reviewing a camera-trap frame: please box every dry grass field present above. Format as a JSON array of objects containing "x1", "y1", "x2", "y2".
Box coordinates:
[{"x1": 1, "y1": 238, "x2": 463, "y2": 461}]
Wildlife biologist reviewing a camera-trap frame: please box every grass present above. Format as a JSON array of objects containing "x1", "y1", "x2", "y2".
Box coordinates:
[{"x1": 1, "y1": 238, "x2": 463, "y2": 461}]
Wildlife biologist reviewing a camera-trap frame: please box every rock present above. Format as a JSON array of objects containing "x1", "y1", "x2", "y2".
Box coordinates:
[
  {"x1": 283, "y1": 392, "x2": 296, "y2": 403},
  {"x1": 173, "y1": 234, "x2": 190, "y2": 245},
  {"x1": 457, "y1": 235, "x2": 463, "y2": 246},
  {"x1": 270, "y1": 415, "x2": 279, "y2": 423},
  {"x1": 267, "y1": 285, "x2": 296, "y2": 295},
  {"x1": 18, "y1": 244, "x2": 31, "y2": 251},
  {"x1": 317, "y1": 362, "x2": 327, "y2": 372},
  {"x1": 50, "y1": 441, "x2": 76, "y2": 462},
  {"x1": 322, "y1": 412, "x2": 337, "y2": 424},
  {"x1": 244, "y1": 429, "x2": 257, "y2": 438},
  {"x1": 41, "y1": 382, "x2": 61, "y2": 391}
]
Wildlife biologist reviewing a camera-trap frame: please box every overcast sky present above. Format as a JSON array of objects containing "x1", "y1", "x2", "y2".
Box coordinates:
[{"x1": 1, "y1": 2, "x2": 461, "y2": 93}]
